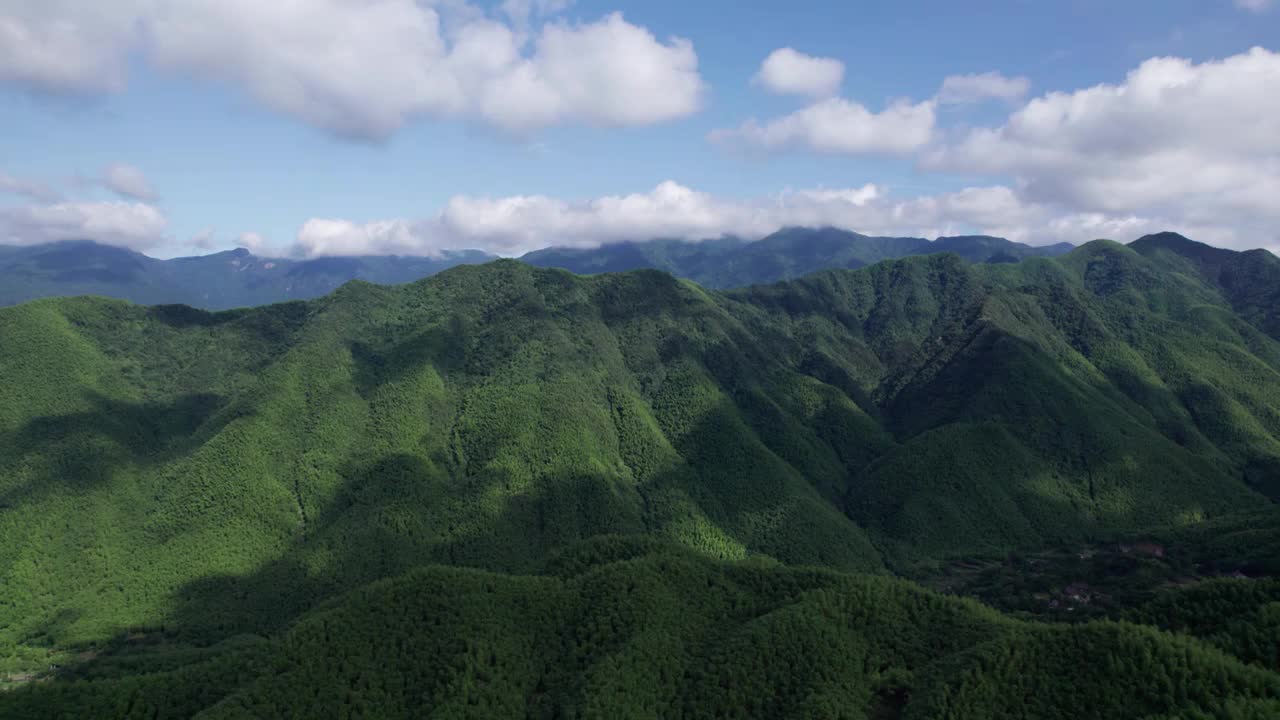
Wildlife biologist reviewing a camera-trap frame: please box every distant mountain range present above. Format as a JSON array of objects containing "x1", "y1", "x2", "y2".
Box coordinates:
[
  {"x1": 0, "y1": 228, "x2": 1075, "y2": 309},
  {"x1": 521, "y1": 228, "x2": 1075, "y2": 286},
  {"x1": 0, "y1": 241, "x2": 492, "y2": 310}
]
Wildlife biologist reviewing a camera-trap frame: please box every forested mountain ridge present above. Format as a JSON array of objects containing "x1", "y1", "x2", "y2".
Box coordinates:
[
  {"x1": 1130, "y1": 231, "x2": 1280, "y2": 341},
  {"x1": 0, "y1": 228, "x2": 1071, "y2": 310},
  {"x1": 1, "y1": 235, "x2": 1278, "y2": 717},
  {"x1": 521, "y1": 227, "x2": 1075, "y2": 287}
]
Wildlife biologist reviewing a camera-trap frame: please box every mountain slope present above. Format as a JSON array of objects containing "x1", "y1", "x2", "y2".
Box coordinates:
[
  {"x1": 521, "y1": 227, "x2": 1074, "y2": 288},
  {"x1": 1130, "y1": 232, "x2": 1280, "y2": 341},
  {"x1": 2, "y1": 244, "x2": 1278, "y2": 676}
]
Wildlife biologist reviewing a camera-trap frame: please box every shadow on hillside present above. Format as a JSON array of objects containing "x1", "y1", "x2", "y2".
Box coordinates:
[
  {"x1": 10, "y1": 302, "x2": 1276, "y2": 694},
  {"x1": 139, "y1": 369, "x2": 902, "y2": 650},
  {"x1": 348, "y1": 317, "x2": 470, "y2": 398},
  {"x1": 0, "y1": 390, "x2": 228, "y2": 508},
  {"x1": 146, "y1": 304, "x2": 243, "y2": 328},
  {"x1": 19, "y1": 374, "x2": 885, "y2": 676},
  {"x1": 145, "y1": 300, "x2": 312, "y2": 351},
  {"x1": 149, "y1": 454, "x2": 656, "y2": 644},
  {"x1": 861, "y1": 323, "x2": 1273, "y2": 563},
  {"x1": 148, "y1": 322, "x2": 1272, "y2": 643}
]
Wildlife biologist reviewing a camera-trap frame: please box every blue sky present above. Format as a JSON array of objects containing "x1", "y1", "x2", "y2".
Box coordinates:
[{"x1": 1, "y1": 0, "x2": 1278, "y2": 257}]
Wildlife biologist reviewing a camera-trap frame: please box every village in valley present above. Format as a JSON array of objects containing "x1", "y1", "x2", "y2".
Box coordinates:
[{"x1": 929, "y1": 537, "x2": 1258, "y2": 620}]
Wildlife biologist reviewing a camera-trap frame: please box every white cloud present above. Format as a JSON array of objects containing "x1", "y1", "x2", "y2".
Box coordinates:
[
  {"x1": 0, "y1": 1, "x2": 135, "y2": 94},
  {"x1": 190, "y1": 228, "x2": 217, "y2": 250},
  {"x1": 293, "y1": 182, "x2": 753, "y2": 257},
  {"x1": 479, "y1": 12, "x2": 703, "y2": 132},
  {"x1": 753, "y1": 48, "x2": 845, "y2": 98},
  {"x1": 925, "y1": 47, "x2": 1280, "y2": 242},
  {"x1": 287, "y1": 180, "x2": 1243, "y2": 259},
  {"x1": 103, "y1": 164, "x2": 156, "y2": 201},
  {"x1": 236, "y1": 231, "x2": 270, "y2": 253},
  {"x1": 0, "y1": 201, "x2": 167, "y2": 250},
  {"x1": 937, "y1": 71, "x2": 1030, "y2": 105},
  {"x1": 715, "y1": 67, "x2": 1029, "y2": 157},
  {"x1": 1235, "y1": 0, "x2": 1271, "y2": 12},
  {"x1": 0, "y1": 172, "x2": 61, "y2": 203},
  {"x1": 0, "y1": 1, "x2": 702, "y2": 139},
  {"x1": 710, "y1": 97, "x2": 936, "y2": 155},
  {"x1": 2, "y1": 180, "x2": 1249, "y2": 259},
  {"x1": 293, "y1": 218, "x2": 427, "y2": 257}
]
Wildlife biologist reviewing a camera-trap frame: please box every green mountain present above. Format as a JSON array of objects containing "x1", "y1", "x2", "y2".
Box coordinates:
[
  {"x1": 520, "y1": 227, "x2": 1075, "y2": 287},
  {"x1": 0, "y1": 240, "x2": 494, "y2": 310},
  {"x1": 1130, "y1": 232, "x2": 1280, "y2": 341},
  {"x1": 1, "y1": 236, "x2": 1278, "y2": 716}
]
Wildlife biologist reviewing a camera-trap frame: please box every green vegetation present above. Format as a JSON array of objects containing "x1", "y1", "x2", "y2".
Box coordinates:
[
  {"x1": 924, "y1": 507, "x2": 1280, "y2": 626},
  {"x1": 1, "y1": 233, "x2": 1278, "y2": 715},
  {"x1": 3, "y1": 541, "x2": 1276, "y2": 719},
  {"x1": 1124, "y1": 578, "x2": 1280, "y2": 670}
]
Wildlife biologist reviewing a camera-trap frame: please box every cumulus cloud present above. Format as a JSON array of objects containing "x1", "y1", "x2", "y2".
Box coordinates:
[
  {"x1": 0, "y1": 1, "x2": 135, "y2": 94},
  {"x1": 286, "y1": 180, "x2": 1237, "y2": 259},
  {"x1": 0, "y1": 201, "x2": 168, "y2": 250},
  {"x1": 0, "y1": 172, "x2": 62, "y2": 203},
  {"x1": 293, "y1": 182, "x2": 753, "y2": 257},
  {"x1": 1, "y1": 180, "x2": 1243, "y2": 259},
  {"x1": 925, "y1": 47, "x2": 1280, "y2": 242},
  {"x1": 937, "y1": 71, "x2": 1030, "y2": 105},
  {"x1": 715, "y1": 65, "x2": 1031, "y2": 156},
  {"x1": 720, "y1": 60, "x2": 1041, "y2": 156},
  {"x1": 102, "y1": 164, "x2": 156, "y2": 201},
  {"x1": 478, "y1": 12, "x2": 703, "y2": 132},
  {"x1": 293, "y1": 218, "x2": 427, "y2": 258},
  {"x1": 710, "y1": 98, "x2": 936, "y2": 155},
  {"x1": 190, "y1": 228, "x2": 217, "y2": 250},
  {"x1": 236, "y1": 231, "x2": 270, "y2": 253},
  {"x1": 0, "y1": 1, "x2": 702, "y2": 139},
  {"x1": 753, "y1": 48, "x2": 845, "y2": 98}
]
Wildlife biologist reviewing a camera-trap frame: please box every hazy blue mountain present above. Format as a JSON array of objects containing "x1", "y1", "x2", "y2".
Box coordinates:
[
  {"x1": 0, "y1": 229, "x2": 1074, "y2": 309},
  {"x1": 0, "y1": 241, "x2": 495, "y2": 310},
  {"x1": 521, "y1": 227, "x2": 1075, "y2": 287}
]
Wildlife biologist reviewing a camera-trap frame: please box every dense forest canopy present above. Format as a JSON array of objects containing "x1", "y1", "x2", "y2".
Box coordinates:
[{"x1": 1, "y1": 232, "x2": 1278, "y2": 717}]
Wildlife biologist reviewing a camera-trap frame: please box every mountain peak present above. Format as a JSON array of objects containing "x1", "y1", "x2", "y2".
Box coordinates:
[
  {"x1": 1129, "y1": 232, "x2": 1236, "y2": 265},
  {"x1": 1131, "y1": 231, "x2": 1200, "y2": 248}
]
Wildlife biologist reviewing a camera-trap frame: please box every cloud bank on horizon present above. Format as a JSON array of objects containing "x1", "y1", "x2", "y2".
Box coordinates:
[{"x1": 0, "y1": 0, "x2": 1277, "y2": 257}]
